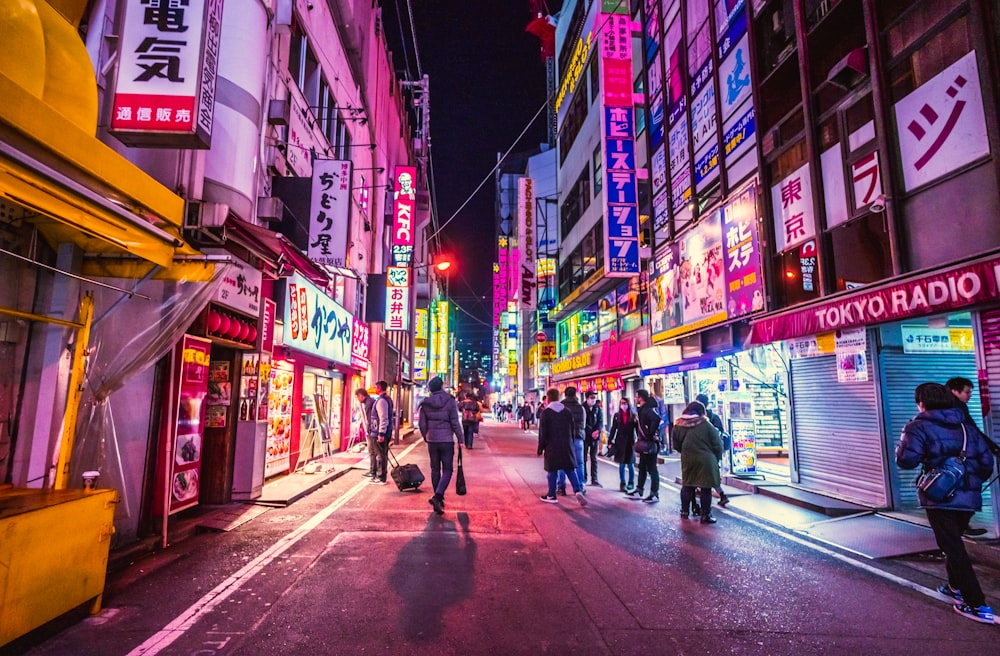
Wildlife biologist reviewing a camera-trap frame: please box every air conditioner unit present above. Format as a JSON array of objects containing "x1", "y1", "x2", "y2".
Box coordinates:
[
  {"x1": 267, "y1": 99, "x2": 290, "y2": 126},
  {"x1": 198, "y1": 202, "x2": 229, "y2": 228},
  {"x1": 827, "y1": 47, "x2": 868, "y2": 89},
  {"x1": 257, "y1": 196, "x2": 284, "y2": 223}
]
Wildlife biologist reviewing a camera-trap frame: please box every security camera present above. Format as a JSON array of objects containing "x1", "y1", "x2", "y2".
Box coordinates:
[{"x1": 869, "y1": 194, "x2": 887, "y2": 213}]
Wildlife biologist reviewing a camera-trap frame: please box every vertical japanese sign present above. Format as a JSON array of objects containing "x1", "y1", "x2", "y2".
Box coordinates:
[
  {"x1": 519, "y1": 178, "x2": 536, "y2": 311},
  {"x1": 721, "y1": 185, "x2": 764, "y2": 317},
  {"x1": 433, "y1": 301, "x2": 450, "y2": 375},
  {"x1": 168, "y1": 335, "x2": 211, "y2": 514},
  {"x1": 600, "y1": 1, "x2": 640, "y2": 277},
  {"x1": 679, "y1": 212, "x2": 726, "y2": 327},
  {"x1": 111, "y1": 0, "x2": 224, "y2": 148},
  {"x1": 350, "y1": 318, "x2": 370, "y2": 370},
  {"x1": 385, "y1": 267, "x2": 411, "y2": 332},
  {"x1": 308, "y1": 160, "x2": 351, "y2": 267},
  {"x1": 770, "y1": 162, "x2": 816, "y2": 253},
  {"x1": 386, "y1": 166, "x2": 416, "y2": 331},
  {"x1": 894, "y1": 51, "x2": 989, "y2": 192},
  {"x1": 649, "y1": 242, "x2": 682, "y2": 341},
  {"x1": 414, "y1": 308, "x2": 428, "y2": 381}
]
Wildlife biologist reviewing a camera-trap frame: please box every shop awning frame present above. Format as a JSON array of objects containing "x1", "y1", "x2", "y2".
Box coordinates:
[{"x1": 219, "y1": 218, "x2": 329, "y2": 286}]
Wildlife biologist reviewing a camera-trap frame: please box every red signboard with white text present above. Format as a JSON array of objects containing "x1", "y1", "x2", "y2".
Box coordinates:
[
  {"x1": 111, "y1": 0, "x2": 224, "y2": 148},
  {"x1": 749, "y1": 255, "x2": 1000, "y2": 344}
]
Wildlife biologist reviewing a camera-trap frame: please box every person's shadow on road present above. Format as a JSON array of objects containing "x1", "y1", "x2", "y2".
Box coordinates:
[{"x1": 387, "y1": 510, "x2": 478, "y2": 642}]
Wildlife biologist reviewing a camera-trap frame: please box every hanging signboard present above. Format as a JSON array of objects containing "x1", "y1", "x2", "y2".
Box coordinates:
[
  {"x1": 213, "y1": 255, "x2": 262, "y2": 316},
  {"x1": 166, "y1": 335, "x2": 211, "y2": 514},
  {"x1": 771, "y1": 162, "x2": 817, "y2": 253},
  {"x1": 308, "y1": 160, "x2": 351, "y2": 267},
  {"x1": 283, "y1": 274, "x2": 352, "y2": 365},
  {"x1": 720, "y1": 185, "x2": 764, "y2": 318},
  {"x1": 111, "y1": 0, "x2": 224, "y2": 148}
]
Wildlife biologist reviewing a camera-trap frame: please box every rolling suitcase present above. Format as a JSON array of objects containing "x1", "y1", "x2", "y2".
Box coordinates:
[{"x1": 387, "y1": 446, "x2": 424, "y2": 491}]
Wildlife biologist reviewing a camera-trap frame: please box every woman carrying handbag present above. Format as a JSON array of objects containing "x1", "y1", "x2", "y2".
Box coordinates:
[
  {"x1": 626, "y1": 390, "x2": 662, "y2": 503},
  {"x1": 609, "y1": 398, "x2": 638, "y2": 492}
]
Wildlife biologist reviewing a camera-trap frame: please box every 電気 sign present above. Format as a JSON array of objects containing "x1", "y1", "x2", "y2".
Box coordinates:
[{"x1": 111, "y1": 0, "x2": 224, "y2": 148}]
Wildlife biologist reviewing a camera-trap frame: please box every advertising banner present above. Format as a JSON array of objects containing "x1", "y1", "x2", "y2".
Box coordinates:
[
  {"x1": 519, "y1": 178, "x2": 536, "y2": 311},
  {"x1": 308, "y1": 160, "x2": 351, "y2": 267},
  {"x1": 283, "y1": 274, "x2": 353, "y2": 365},
  {"x1": 650, "y1": 242, "x2": 683, "y2": 341},
  {"x1": 111, "y1": 0, "x2": 224, "y2": 148},
  {"x1": 386, "y1": 166, "x2": 416, "y2": 331},
  {"x1": 749, "y1": 255, "x2": 1000, "y2": 344},
  {"x1": 350, "y1": 318, "x2": 370, "y2": 370},
  {"x1": 168, "y1": 335, "x2": 211, "y2": 514},
  {"x1": 679, "y1": 212, "x2": 726, "y2": 327},
  {"x1": 721, "y1": 185, "x2": 764, "y2": 317},
  {"x1": 894, "y1": 50, "x2": 989, "y2": 192},
  {"x1": 385, "y1": 267, "x2": 411, "y2": 332},
  {"x1": 835, "y1": 328, "x2": 869, "y2": 383},
  {"x1": 901, "y1": 325, "x2": 974, "y2": 354}
]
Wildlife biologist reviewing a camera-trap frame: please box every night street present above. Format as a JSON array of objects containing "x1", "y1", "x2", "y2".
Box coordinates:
[{"x1": 10, "y1": 419, "x2": 997, "y2": 656}]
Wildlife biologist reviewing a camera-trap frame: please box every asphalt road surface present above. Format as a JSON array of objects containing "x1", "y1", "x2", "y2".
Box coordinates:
[{"x1": 9, "y1": 420, "x2": 998, "y2": 656}]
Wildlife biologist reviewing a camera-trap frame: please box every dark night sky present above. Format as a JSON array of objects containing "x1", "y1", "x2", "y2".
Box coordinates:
[{"x1": 382, "y1": 1, "x2": 556, "y2": 340}]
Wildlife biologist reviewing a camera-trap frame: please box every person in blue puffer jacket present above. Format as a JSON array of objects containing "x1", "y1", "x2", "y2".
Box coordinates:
[{"x1": 895, "y1": 382, "x2": 996, "y2": 624}]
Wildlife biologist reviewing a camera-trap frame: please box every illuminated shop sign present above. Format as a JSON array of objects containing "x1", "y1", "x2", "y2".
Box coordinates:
[
  {"x1": 308, "y1": 160, "x2": 351, "y2": 267},
  {"x1": 282, "y1": 274, "x2": 352, "y2": 365},
  {"x1": 111, "y1": 0, "x2": 224, "y2": 148},
  {"x1": 386, "y1": 166, "x2": 416, "y2": 331}
]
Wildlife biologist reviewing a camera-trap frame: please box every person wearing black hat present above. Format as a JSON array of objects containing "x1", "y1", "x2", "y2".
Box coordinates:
[{"x1": 418, "y1": 376, "x2": 465, "y2": 515}]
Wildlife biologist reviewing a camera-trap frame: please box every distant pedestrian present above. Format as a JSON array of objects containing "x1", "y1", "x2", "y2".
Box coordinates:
[
  {"x1": 583, "y1": 391, "x2": 604, "y2": 487},
  {"x1": 695, "y1": 393, "x2": 731, "y2": 507},
  {"x1": 627, "y1": 389, "x2": 662, "y2": 503},
  {"x1": 556, "y1": 386, "x2": 587, "y2": 496},
  {"x1": 896, "y1": 382, "x2": 995, "y2": 623},
  {"x1": 418, "y1": 376, "x2": 466, "y2": 515},
  {"x1": 608, "y1": 397, "x2": 637, "y2": 492},
  {"x1": 355, "y1": 388, "x2": 377, "y2": 478},
  {"x1": 655, "y1": 392, "x2": 670, "y2": 454},
  {"x1": 369, "y1": 381, "x2": 394, "y2": 485},
  {"x1": 519, "y1": 401, "x2": 533, "y2": 431},
  {"x1": 537, "y1": 388, "x2": 587, "y2": 506},
  {"x1": 459, "y1": 392, "x2": 482, "y2": 449}
]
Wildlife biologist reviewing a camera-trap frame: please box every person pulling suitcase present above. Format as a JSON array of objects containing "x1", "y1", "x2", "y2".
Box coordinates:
[{"x1": 417, "y1": 376, "x2": 466, "y2": 515}]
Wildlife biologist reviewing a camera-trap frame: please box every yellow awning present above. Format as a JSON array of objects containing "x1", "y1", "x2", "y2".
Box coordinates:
[{"x1": 0, "y1": 1, "x2": 197, "y2": 269}]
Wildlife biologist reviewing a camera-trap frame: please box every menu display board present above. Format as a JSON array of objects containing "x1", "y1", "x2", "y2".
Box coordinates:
[
  {"x1": 265, "y1": 360, "x2": 294, "y2": 477},
  {"x1": 169, "y1": 335, "x2": 211, "y2": 513},
  {"x1": 729, "y1": 418, "x2": 757, "y2": 477}
]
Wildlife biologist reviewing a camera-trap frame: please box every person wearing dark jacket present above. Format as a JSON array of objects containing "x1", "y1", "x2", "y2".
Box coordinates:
[
  {"x1": 355, "y1": 388, "x2": 377, "y2": 478},
  {"x1": 627, "y1": 389, "x2": 662, "y2": 503},
  {"x1": 673, "y1": 401, "x2": 724, "y2": 524},
  {"x1": 896, "y1": 382, "x2": 995, "y2": 624},
  {"x1": 556, "y1": 387, "x2": 587, "y2": 495},
  {"x1": 695, "y1": 393, "x2": 731, "y2": 507},
  {"x1": 459, "y1": 393, "x2": 481, "y2": 449},
  {"x1": 369, "y1": 381, "x2": 394, "y2": 485},
  {"x1": 583, "y1": 392, "x2": 604, "y2": 487},
  {"x1": 945, "y1": 377, "x2": 1000, "y2": 537},
  {"x1": 418, "y1": 377, "x2": 465, "y2": 515},
  {"x1": 537, "y1": 388, "x2": 587, "y2": 506},
  {"x1": 608, "y1": 398, "x2": 637, "y2": 492}
]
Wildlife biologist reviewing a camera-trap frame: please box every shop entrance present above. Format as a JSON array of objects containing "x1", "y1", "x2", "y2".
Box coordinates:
[
  {"x1": 300, "y1": 368, "x2": 344, "y2": 463},
  {"x1": 879, "y1": 312, "x2": 993, "y2": 528}
]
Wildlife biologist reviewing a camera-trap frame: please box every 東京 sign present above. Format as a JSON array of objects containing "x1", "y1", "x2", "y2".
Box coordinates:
[{"x1": 749, "y1": 255, "x2": 1000, "y2": 344}]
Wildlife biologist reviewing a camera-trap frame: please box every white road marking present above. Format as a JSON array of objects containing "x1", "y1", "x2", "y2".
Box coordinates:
[{"x1": 126, "y1": 441, "x2": 423, "y2": 656}]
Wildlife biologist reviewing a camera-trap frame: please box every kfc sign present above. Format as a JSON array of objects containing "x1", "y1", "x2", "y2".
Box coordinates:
[
  {"x1": 111, "y1": 0, "x2": 224, "y2": 148},
  {"x1": 386, "y1": 166, "x2": 416, "y2": 331}
]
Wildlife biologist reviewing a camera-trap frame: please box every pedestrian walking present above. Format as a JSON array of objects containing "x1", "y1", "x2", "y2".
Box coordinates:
[
  {"x1": 537, "y1": 388, "x2": 587, "y2": 506},
  {"x1": 672, "y1": 400, "x2": 724, "y2": 523},
  {"x1": 519, "y1": 401, "x2": 533, "y2": 431},
  {"x1": 369, "y1": 381, "x2": 394, "y2": 485},
  {"x1": 608, "y1": 397, "x2": 637, "y2": 492},
  {"x1": 655, "y1": 392, "x2": 671, "y2": 455},
  {"x1": 355, "y1": 388, "x2": 377, "y2": 478},
  {"x1": 896, "y1": 382, "x2": 995, "y2": 623},
  {"x1": 583, "y1": 391, "x2": 604, "y2": 487},
  {"x1": 945, "y1": 377, "x2": 1000, "y2": 537},
  {"x1": 695, "y1": 393, "x2": 731, "y2": 507},
  {"x1": 417, "y1": 376, "x2": 466, "y2": 515},
  {"x1": 556, "y1": 386, "x2": 587, "y2": 496},
  {"x1": 459, "y1": 392, "x2": 482, "y2": 449},
  {"x1": 626, "y1": 389, "x2": 662, "y2": 503}
]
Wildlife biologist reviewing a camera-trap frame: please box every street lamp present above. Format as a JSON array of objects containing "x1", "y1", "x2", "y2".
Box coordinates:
[{"x1": 413, "y1": 255, "x2": 453, "y2": 272}]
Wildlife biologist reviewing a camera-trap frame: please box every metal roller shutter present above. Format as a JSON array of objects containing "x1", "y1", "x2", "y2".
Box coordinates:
[
  {"x1": 790, "y1": 339, "x2": 886, "y2": 507},
  {"x1": 881, "y1": 350, "x2": 982, "y2": 510},
  {"x1": 975, "y1": 310, "x2": 1000, "y2": 526}
]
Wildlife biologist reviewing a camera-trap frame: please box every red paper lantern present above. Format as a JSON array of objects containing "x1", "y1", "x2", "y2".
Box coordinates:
[
  {"x1": 238, "y1": 322, "x2": 251, "y2": 341},
  {"x1": 226, "y1": 318, "x2": 242, "y2": 339},
  {"x1": 217, "y1": 314, "x2": 231, "y2": 336},
  {"x1": 207, "y1": 310, "x2": 222, "y2": 333},
  {"x1": 246, "y1": 326, "x2": 258, "y2": 342}
]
